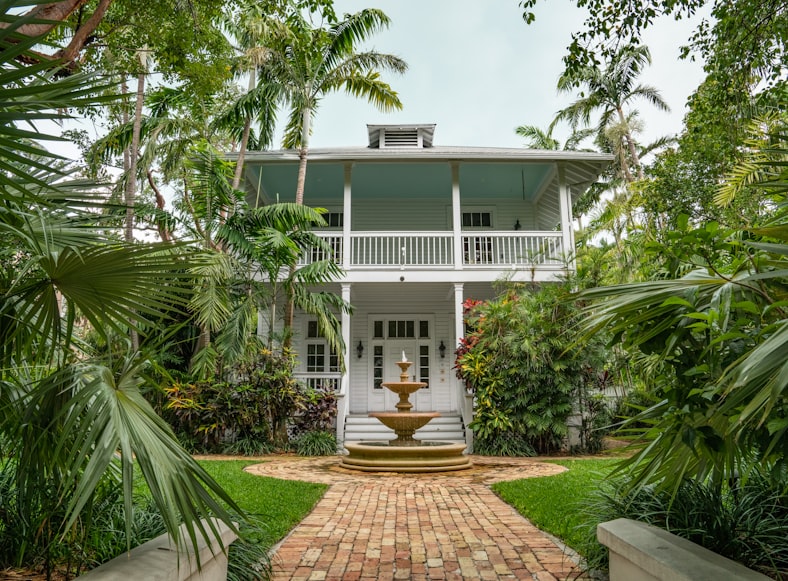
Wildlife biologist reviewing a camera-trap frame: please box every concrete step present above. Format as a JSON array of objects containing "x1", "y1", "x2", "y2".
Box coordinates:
[{"x1": 344, "y1": 414, "x2": 465, "y2": 442}]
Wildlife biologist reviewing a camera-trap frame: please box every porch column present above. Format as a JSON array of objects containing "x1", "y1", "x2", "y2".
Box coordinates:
[
  {"x1": 453, "y1": 283, "x2": 464, "y2": 347},
  {"x1": 557, "y1": 163, "x2": 575, "y2": 269},
  {"x1": 451, "y1": 162, "x2": 463, "y2": 270},
  {"x1": 342, "y1": 163, "x2": 352, "y2": 270},
  {"x1": 337, "y1": 283, "x2": 352, "y2": 444},
  {"x1": 453, "y1": 282, "x2": 474, "y2": 451}
]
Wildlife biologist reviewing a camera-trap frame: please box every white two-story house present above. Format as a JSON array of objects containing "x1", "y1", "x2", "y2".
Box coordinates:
[{"x1": 239, "y1": 124, "x2": 611, "y2": 448}]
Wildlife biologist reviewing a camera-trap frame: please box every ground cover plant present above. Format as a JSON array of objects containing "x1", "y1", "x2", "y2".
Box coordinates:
[
  {"x1": 496, "y1": 458, "x2": 788, "y2": 579},
  {"x1": 578, "y1": 471, "x2": 788, "y2": 578}
]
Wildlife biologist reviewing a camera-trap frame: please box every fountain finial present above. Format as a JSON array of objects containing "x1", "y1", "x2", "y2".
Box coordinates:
[{"x1": 401, "y1": 350, "x2": 407, "y2": 362}]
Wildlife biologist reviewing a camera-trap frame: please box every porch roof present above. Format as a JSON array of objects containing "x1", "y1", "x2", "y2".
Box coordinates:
[
  {"x1": 237, "y1": 145, "x2": 611, "y2": 164},
  {"x1": 237, "y1": 146, "x2": 612, "y2": 213}
]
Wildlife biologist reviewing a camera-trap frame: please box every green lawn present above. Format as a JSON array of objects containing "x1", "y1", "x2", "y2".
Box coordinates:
[
  {"x1": 492, "y1": 458, "x2": 619, "y2": 554},
  {"x1": 197, "y1": 460, "x2": 327, "y2": 546}
]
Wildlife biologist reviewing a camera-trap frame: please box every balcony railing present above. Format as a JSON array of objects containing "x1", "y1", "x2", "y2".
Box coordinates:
[
  {"x1": 297, "y1": 231, "x2": 565, "y2": 268},
  {"x1": 353, "y1": 231, "x2": 454, "y2": 267},
  {"x1": 295, "y1": 373, "x2": 342, "y2": 392}
]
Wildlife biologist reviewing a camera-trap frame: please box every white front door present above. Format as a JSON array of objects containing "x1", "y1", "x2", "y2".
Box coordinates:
[
  {"x1": 368, "y1": 340, "x2": 417, "y2": 411},
  {"x1": 364, "y1": 316, "x2": 450, "y2": 413}
]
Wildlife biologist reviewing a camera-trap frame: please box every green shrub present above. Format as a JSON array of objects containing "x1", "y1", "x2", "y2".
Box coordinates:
[
  {"x1": 292, "y1": 430, "x2": 337, "y2": 456},
  {"x1": 456, "y1": 284, "x2": 611, "y2": 455},
  {"x1": 0, "y1": 459, "x2": 166, "y2": 578},
  {"x1": 474, "y1": 432, "x2": 535, "y2": 457},
  {"x1": 163, "y1": 348, "x2": 305, "y2": 452},
  {"x1": 226, "y1": 514, "x2": 272, "y2": 581},
  {"x1": 292, "y1": 389, "x2": 337, "y2": 436},
  {"x1": 223, "y1": 436, "x2": 275, "y2": 456},
  {"x1": 577, "y1": 473, "x2": 788, "y2": 578}
]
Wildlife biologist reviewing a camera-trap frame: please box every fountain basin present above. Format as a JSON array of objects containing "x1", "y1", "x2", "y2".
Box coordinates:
[
  {"x1": 340, "y1": 441, "x2": 472, "y2": 473},
  {"x1": 381, "y1": 381, "x2": 426, "y2": 396},
  {"x1": 369, "y1": 411, "x2": 440, "y2": 441}
]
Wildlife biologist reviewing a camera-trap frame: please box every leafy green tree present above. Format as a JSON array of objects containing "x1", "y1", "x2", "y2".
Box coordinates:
[
  {"x1": 577, "y1": 122, "x2": 788, "y2": 493},
  {"x1": 0, "y1": 10, "x2": 240, "y2": 569},
  {"x1": 519, "y1": 0, "x2": 787, "y2": 117}
]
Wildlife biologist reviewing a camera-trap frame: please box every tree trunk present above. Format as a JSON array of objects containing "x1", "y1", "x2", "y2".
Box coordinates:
[
  {"x1": 617, "y1": 106, "x2": 644, "y2": 181},
  {"x1": 8, "y1": 1, "x2": 89, "y2": 38},
  {"x1": 284, "y1": 105, "x2": 312, "y2": 348},
  {"x1": 56, "y1": 0, "x2": 113, "y2": 67},
  {"x1": 125, "y1": 59, "x2": 146, "y2": 351},
  {"x1": 6, "y1": 0, "x2": 114, "y2": 70},
  {"x1": 147, "y1": 169, "x2": 172, "y2": 242},
  {"x1": 232, "y1": 70, "x2": 256, "y2": 191},
  {"x1": 294, "y1": 106, "x2": 311, "y2": 205}
]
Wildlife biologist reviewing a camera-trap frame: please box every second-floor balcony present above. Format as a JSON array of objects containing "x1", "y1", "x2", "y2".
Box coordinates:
[{"x1": 298, "y1": 231, "x2": 566, "y2": 270}]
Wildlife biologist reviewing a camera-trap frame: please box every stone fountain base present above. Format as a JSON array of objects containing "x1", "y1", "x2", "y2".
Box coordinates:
[
  {"x1": 340, "y1": 441, "x2": 472, "y2": 473},
  {"x1": 340, "y1": 357, "x2": 472, "y2": 473}
]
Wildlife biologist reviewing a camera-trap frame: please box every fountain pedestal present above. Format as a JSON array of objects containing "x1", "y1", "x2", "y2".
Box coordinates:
[{"x1": 340, "y1": 358, "x2": 472, "y2": 473}]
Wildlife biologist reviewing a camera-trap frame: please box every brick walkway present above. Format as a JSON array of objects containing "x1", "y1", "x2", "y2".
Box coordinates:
[{"x1": 245, "y1": 456, "x2": 586, "y2": 580}]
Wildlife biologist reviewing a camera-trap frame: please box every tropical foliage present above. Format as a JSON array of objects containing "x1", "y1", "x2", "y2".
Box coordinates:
[
  {"x1": 456, "y1": 283, "x2": 612, "y2": 455},
  {"x1": 578, "y1": 471, "x2": 788, "y2": 577},
  {"x1": 576, "y1": 123, "x2": 788, "y2": 490},
  {"x1": 0, "y1": 3, "x2": 244, "y2": 575},
  {"x1": 260, "y1": 7, "x2": 408, "y2": 204},
  {"x1": 164, "y1": 348, "x2": 305, "y2": 451}
]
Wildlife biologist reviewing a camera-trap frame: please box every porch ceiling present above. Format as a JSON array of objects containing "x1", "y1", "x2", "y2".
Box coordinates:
[
  {"x1": 244, "y1": 160, "x2": 560, "y2": 206},
  {"x1": 311, "y1": 282, "x2": 500, "y2": 306}
]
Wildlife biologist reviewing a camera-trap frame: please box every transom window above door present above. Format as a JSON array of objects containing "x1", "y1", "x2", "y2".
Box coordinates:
[
  {"x1": 372, "y1": 319, "x2": 430, "y2": 339},
  {"x1": 462, "y1": 211, "x2": 492, "y2": 228}
]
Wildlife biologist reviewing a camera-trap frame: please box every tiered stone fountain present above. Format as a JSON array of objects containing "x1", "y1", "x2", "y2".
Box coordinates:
[{"x1": 340, "y1": 356, "x2": 472, "y2": 473}]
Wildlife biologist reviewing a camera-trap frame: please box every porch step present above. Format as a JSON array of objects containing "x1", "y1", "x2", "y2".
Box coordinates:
[{"x1": 343, "y1": 414, "x2": 465, "y2": 443}]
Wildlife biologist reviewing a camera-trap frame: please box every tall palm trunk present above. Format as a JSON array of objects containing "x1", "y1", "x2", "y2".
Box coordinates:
[
  {"x1": 617, "y1": 106, "x2": 644, "y2": 181},
  {"x1": 125, "y1": 57, "x2": 146, "y2": 351},
  {"x1": 294, "y1": 105, "x2": 311, "y2": 205},
  {"x1": 284, "y1": 104, "x2": 312, "y2": 349},
  {"x1": 232, "y1": 70, "x2": 256, "y2": 191}
]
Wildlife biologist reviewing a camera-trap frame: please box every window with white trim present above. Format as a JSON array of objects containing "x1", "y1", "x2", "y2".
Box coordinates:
[{"x1": 305, "y1": 320, "x2": 339, "y2": 373}]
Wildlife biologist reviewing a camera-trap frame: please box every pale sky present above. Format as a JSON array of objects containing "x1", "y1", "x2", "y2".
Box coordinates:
[{"x1": 294, "y1": 0, "x2": 707, "y2": 151}]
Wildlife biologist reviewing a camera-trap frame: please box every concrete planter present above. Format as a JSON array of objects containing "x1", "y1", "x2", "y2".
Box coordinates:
[
  {"x1": 78, "y1": 519, "x2": 237, "y2": 581},
  {"x1": 598, "y1": 518, "x2": 771, "y2": 581}
]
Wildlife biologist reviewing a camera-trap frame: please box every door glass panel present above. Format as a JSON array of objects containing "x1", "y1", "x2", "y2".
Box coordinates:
[
  {"x1": 419, "y1": 345, "x2": 430, "y2": 387},
  {"x1": 373, "y1": 345, "x2": 383, "y2": 389}
]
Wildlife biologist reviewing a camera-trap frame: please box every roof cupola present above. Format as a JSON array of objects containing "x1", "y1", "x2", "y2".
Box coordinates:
[{"x1": 367, "y1": 124, "x2": 435, "y2": 149}]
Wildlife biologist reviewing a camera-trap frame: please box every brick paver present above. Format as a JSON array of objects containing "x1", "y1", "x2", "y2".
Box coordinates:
[{"x1": 245, "y1": 456, "x2": 586, "y2": 580}]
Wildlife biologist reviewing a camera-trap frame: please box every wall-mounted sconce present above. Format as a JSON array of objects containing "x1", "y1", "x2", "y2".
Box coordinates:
[
  {"x1": 356, "y1": 340, "x2": 364, "y2": 358},
  {"x1": 439, "y1": 340, "x2": 447, "y2": 359},
  {"x1": 514, "y1": 219, "x2": 522, "y2": 231}
]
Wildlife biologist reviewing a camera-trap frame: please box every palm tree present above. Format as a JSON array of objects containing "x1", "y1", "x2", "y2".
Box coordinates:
[
  {"x1": 217, "y1": 1, "x2": 293, "y2": 190},
  {"x1": 217, "y1": 202, "x2": 351, "y2": 357},
  {"x1": 0, "y1": 10, "x2": 239, "y2": 566},
  {"x1": 262, "y1": 8, "x2": 408, "y2": 205},
  {"x1": 552, "y1": 45, "x2": 669, "y2": 182},
  {"x1": 515, "y1": 123, "x2": 594, "y2": 150}
]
